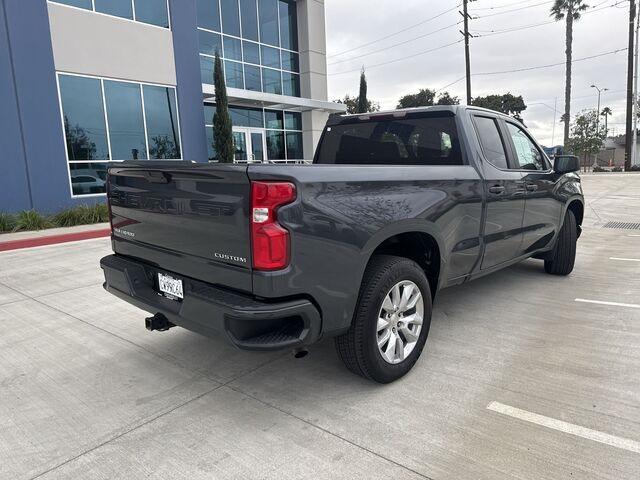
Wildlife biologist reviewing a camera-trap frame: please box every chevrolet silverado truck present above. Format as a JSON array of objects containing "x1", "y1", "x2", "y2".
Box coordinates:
[{"x1": 101, "y1": 105, "x2": 583, "y2": 383}]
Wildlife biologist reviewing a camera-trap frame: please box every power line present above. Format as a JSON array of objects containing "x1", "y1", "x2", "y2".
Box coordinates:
[
  {"x1": 327, "y1": 21, "x2": 462, "y2": 67},
  {"x1": 471, "y1": 0, "x2": 553, "y2": 18},
  {"x1": 328, "y1": 4, "x2": 461, "y2": 58},
  {"x1": 473, "y1": 47, "x2": 627, "y2": 76},
  {"x1": 328, "y1": 40, "x2": 463, "y2": 76},
  {"x1": 471, "y1": 0, "x2": 540, "y2": 11}
]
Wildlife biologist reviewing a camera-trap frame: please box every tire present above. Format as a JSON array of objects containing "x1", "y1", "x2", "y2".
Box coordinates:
[
  {"x1": 335, "y1": 255, "x2": 432, "y2": 383},
  {"x1": 544, "y1": 209, "x2": 577, "y2": 275}
]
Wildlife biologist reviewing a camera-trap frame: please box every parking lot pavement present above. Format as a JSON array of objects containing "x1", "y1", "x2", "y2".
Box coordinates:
[{"x1": 1, "y1": 174, "x2": 639, "y2": 480}]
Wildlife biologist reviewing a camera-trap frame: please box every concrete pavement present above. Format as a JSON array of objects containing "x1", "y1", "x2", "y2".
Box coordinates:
[{"x1": 0, "y1": 174, "x2": 638, "y2": 479}]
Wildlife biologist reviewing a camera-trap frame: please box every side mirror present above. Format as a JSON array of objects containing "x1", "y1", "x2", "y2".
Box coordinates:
[{"x1": 554, "y1": 155, "x2": 580, "y2": 174}]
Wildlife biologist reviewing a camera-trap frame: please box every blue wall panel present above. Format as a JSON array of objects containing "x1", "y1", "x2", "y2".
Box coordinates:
[
  {"x1": 0, "y1": 0, "x2": 32, "y2": 213},
  {"x1": 3, "y1": 0, "x2": 78, "y2": 213},
  {"x1": 170, "y1": 0, "x2": 208, "y2": 163}
]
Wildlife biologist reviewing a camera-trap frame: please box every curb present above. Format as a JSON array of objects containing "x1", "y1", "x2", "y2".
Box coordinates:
[{"x1": 0, "y1": 228, "x2": 111, "y2": 252}]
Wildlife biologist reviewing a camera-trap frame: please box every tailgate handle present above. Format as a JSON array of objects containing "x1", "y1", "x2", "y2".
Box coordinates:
[{"x1": 145, "y1": 171, "x2": 172, "y2": 184}]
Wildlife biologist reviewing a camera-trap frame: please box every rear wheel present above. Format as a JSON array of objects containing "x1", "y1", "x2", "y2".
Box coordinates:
[
  {"x1": 544, "y1": 209, "x2": 577, "y2": 275},
  {"x1": 335, "y1": 255, "x2": 432, "y2": 383}
]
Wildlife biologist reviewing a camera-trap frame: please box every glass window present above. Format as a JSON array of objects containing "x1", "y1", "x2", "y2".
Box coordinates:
[
  {"x1": 199, "y1": 30, "x2": 222, "y2": 56},
  {"x1": 197, "y1": 0, "x2": 221, "y2": 31},
  {"x1": 104, "y1": 81, "x2": 147, "y2": 160},
  {"x1": 206, "y1": 126, "x2": 217, "y2": 161},
  {"x1": 143, "y1": 85, "x2": 181, "y2": 159},
  {"x1": 264, "y1": 110, "x2": 283, "y2": 129},
  {"x1": 223, "y1": 36, "x2": 242, "y2": 61},
  {"x1": 279, "y1": 1, "x2": 298, "y2": 51},
  {"x1": 258, "y1": 0, "x2": 279, "y2": 46},
  {"x1": 244, "y1": 65, "x2": 262, "y2": 91},
  {"x1": 230, "y1": 107, "x2": 263, "y2": 127},
  {"x1": 261, "y1": 45, "x2": 280, "y2": 69},
  {"x1": 220, "y1": 0, "x2": 241, "y2": 36},
  {"x1": 134, "y1": 0, "x2": 169, "y2": 27},
  {"x1": 52, "y1": 0, "x2": 93, "y2": 9},
  {"x1": 316, "y1": 115, "x2": 463, "y2": 166},
  {"x1": 266, "y1": 130, "x2": 285, "y2": 159},
  {"x1": 281, "y1": 51, "x2": 299, "y2": 72},
  {"x1": 243, "y1": 41, "x2": 260, "y2": 65},
  {"x1": 204, "y1": 104, "x2": 215, "y2": 125},
  {"x1": 69, "y1": 163, "x2": 110, "y2": 195},
  {"x1": 282, "y1": 72, "x2": 299, "y2": 97},
  {"x1": 240, "y1": 0, "x2": 259, "y2": 41},
  {"x1": 262, "y1": 68, "x2": 281, "y2": 94},
  {"x1": 94, "y1": 0, "x2": 133, "y2": 19},
  {"x1": 473, "y1": 116, "x2": 508, "y2": 169},
  {"x1": 59, "y1": 75, "x2": 110, "y2": 161},
  {"x1": 284, "y1": 112, "x2": 301, "y2": 130},
  {"x1": 225, "y1": 61, "x2": 244, "y2": 88},
  {"x1": 286, "y1": 132, "x2": 303, "y2": 159},
  {"x1": 507, "y1": 123, "x2": 546, "y2": 171},
  {"x1": 200, "y1": 56, "x2": 215, "y2": 84}
]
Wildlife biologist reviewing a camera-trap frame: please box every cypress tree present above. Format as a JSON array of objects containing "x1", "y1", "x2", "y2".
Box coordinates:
[
  {"x1": 356, "y1": 68, "x2": 368, "y2": 114},
  {"x1": 213, "y1": 52, "x2": 234, "y2": 163}
]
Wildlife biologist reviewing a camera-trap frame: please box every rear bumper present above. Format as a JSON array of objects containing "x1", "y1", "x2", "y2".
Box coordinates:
[{"x1": 100, "y1": 254, "x2": 321, "y2": 351}]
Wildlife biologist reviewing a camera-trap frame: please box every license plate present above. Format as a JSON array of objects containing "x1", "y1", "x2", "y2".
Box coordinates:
[{"x1": 158, "y1": 273, "x2": 184, "y2": 300}]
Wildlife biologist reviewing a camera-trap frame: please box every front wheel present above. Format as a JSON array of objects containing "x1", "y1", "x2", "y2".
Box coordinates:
[
  {"x1": 335, "y1": 255, "x2": 432, "y2": 383},
  {"x1": 544, "y1": 209, "x2": 577, "y2": 275}
]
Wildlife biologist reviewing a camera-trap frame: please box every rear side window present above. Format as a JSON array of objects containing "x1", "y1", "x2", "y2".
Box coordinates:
[
  {"x1": 315, "y1": 115, "x2": 463, "y2": 165},
  {"x1": 473, "y1": 116, "x2": 508, "y2": 170}
]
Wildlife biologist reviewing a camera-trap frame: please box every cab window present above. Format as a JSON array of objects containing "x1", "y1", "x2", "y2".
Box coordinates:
[{"x1": 506, "y1": 123, "x2": 546, "y2": 171}]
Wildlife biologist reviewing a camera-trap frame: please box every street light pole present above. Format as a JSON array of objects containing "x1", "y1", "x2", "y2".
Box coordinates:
[
  {"x1": 633, "y1": 3, "x2": 640, "y2": 166},
  {"x1": 591, "y1": 84, "x2": 608, "y2": 168}
]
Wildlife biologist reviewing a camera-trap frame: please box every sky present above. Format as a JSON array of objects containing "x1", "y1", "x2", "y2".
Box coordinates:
[{"x1": 324, "y1": 0, "x2": 631, "y2": 146}]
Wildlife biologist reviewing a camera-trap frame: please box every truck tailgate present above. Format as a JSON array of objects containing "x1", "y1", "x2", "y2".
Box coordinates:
[{"x1": 107, "y1": 162, "x2": 252, "y2": 293}]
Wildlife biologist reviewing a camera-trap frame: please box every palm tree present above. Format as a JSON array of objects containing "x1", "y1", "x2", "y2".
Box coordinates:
[
  {"x1": 550, "y1": 0, "x2": 589, "y2": 147},
  {"x1": 600, "y1": 106, "x2": 612, "y2": 134}
]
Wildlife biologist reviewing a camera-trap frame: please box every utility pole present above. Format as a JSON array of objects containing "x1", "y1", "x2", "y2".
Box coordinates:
[
  {"x1": 552, "y1": 96, "x2": 558, "y2": 146},
  {"x1": 633, "y1": 3, "x2": 640, "y2": 166},
  {"x1": 625, "y1": 0, "x2": 636, "y2": 171},
  {"x1": 591, "y1": 84, "x2": 608, "y2": 168},
  {"x1": 460, "y1": 0, "x2": 474, "y2": 105}
]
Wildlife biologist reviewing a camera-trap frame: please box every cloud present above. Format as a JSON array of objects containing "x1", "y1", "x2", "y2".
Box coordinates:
[{"x1": 325, "y1": 0, "x2": 630, "y2": 145}]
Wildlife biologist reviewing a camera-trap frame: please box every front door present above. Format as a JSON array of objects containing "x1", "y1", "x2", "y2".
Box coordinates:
[
  {"x1": 233, "y1": 128, "x2": 266, "y2": 163},
  {"x1": 503, "y1": 121, "x2": 563, "y2": 253},
  {"x1": 471, "y1": 114, "x2": 526, "y2": 270}
]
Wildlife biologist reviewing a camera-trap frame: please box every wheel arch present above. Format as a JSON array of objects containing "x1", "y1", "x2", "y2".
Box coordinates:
[
  {"x1": 361, "y1": 225, "x2": 445, "y2": 298},
  {"x1": 565, "y1": 197, "x2": 584, "y2": 238}
]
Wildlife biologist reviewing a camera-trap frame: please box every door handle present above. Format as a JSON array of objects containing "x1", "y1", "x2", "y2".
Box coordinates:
[
  {"x1": 489, "y1": 186, "x2": 506, "y2": 195},
  {"x1": 525, "y1": 183, "x2": 539, "y2": 192}
]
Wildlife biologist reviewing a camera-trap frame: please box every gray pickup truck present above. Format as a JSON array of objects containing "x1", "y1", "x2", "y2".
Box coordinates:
[{"x1": 101, "y1": 105, "x2": 584, "y2": 383}]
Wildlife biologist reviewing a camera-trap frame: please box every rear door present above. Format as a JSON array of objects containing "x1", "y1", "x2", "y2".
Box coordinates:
[
  {"x1": 503, "y1": 121, "x2": 563, "y2": 253},
  {"x1": 108, "y1": 162, "x2": 253, "y2": 292},
  {"x1": 471, "y1": 114, "x2": 526, "y2": 269}
]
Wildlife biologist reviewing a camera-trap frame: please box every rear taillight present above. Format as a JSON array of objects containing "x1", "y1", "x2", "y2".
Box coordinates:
[{"x1": 250, "y1": 181, "x2": 296, "y2": 271}]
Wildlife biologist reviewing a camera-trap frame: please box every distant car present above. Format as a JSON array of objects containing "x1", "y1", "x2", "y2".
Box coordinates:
[
  {"x1": 101, "y1": 105, "x2": 584, "y2": 383},
  {"x1": 71, "y1": 175, "x2": 105, "y2": 194}
]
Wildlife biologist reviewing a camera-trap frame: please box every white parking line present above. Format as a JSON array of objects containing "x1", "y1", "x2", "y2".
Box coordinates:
[
  {"x1": 628, "y1": 234, "x2": 640, "y2": 237},
  {"x1": 487, "y1": 402, "x2": 640, "y2": 454},
  {"x1": 610, "y1": 257, "x2": 640, "y2": 262},
  {"x1": 575, "y1": 298, "x2": 640, "y2": 309}
]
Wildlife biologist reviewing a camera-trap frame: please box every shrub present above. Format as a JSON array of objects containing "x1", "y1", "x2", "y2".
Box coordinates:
[
  {"x1": 593, "y1": 165, "x2": 607, "y2": 172},
  {"x1": 52, "y1": 204, "x2": 109, "y2": 227},
  {"x1": 0, "y1": 213, "x2": 16, "y2": 233},
  {"x1": 612, "y1": 166, "x2": 623, "y2": 172},
  {"x1": 13, "y1": 210, "x2": 52, "y2": 231},
  {"x1": 630, "y1": 164, "x2": 640, "y2": 172}
]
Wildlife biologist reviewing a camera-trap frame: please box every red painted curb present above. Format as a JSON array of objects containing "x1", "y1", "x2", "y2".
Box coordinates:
[{"x1": 0, "y1": 228, "x2": 111, "y2": 252}]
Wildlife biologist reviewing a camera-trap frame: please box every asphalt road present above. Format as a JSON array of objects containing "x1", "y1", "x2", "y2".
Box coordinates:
[{"x1": 1, "y1": 173, "x2": 639, "y2": 480}]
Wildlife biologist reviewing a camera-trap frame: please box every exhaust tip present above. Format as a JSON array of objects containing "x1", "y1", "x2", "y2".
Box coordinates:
[{"x1": 293, "y1": 348, "x2": 309, "y2": 359}]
